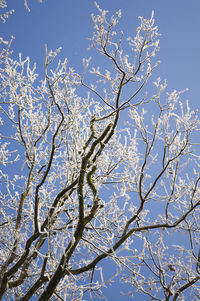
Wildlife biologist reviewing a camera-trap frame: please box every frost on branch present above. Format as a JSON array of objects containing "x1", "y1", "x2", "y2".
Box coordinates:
[
  {"x1": 0, "y1": 0, "x2": 14, "y2": 23},
  {"x1": 0, "y1": 3, "x2": 200, "y2": 301},
  {"x1": 89, "y1": 3, "x2": 159, "y2": 85},
  {"x1": 0, "y1": 0, "x2": 42, "y2": 19}
]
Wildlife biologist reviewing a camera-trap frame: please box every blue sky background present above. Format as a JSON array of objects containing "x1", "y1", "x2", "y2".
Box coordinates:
[{"x1": 2, "y1": 1, "x2": 200, "y2": 300}]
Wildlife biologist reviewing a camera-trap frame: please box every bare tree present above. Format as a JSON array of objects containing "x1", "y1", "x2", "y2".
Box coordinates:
[{"x1": 0, "y1": 2, "x2": 200, "y2": 300}]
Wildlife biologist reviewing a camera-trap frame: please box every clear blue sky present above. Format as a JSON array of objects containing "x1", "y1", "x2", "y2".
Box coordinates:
[{"x1": 2, "y1": 1, "x2": 200, "y2": 300}]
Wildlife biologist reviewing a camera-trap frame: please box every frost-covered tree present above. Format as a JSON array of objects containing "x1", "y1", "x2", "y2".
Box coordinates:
[{"x1": 0, "y1": 2, "x2": 200, "y2": 300}]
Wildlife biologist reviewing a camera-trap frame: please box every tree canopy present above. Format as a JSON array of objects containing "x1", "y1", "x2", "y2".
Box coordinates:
[{"x1": 0, "y1": 1, "x2": 200, "y2": 300}]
